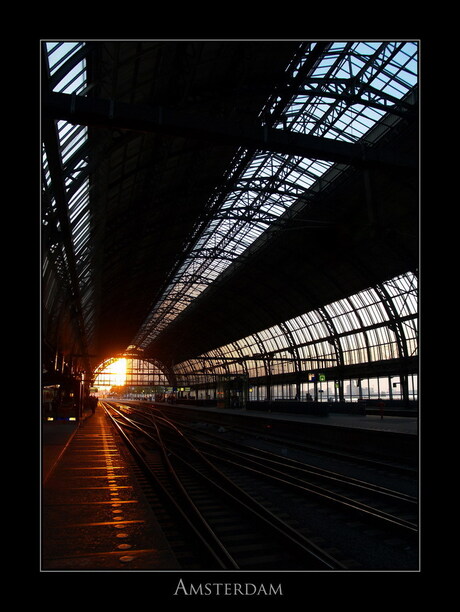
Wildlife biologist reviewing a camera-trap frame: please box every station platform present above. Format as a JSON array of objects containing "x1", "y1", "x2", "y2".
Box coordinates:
[
  {"x1": 170, "y1": 403, "x2": 418, "y2": 436},
  {"x1": 156, "y1": 402, "x2": 419, "y2": 467},
  {"x1": 41, "y1": 401, "x2": 419, "y2": 570},
  {"x1": 43, "y1": 404, "x2": 417, "y2": 486},
  {"x1": 41, "y1": 408, "x2": 180, "y2": 571}
]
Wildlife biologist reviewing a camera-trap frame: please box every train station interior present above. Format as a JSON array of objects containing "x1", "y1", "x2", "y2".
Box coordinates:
[{"x1": 40, "y1": 39, "x2": 420, "y2": 578}]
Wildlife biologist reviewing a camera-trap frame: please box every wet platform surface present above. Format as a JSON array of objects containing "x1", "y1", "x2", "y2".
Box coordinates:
[{"x1": 41, "y1": 409, "x2": 180, "y2": 571}]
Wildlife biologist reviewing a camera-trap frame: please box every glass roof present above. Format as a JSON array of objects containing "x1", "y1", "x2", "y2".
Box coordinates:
[
  {"x1": 42, "y1": 41, "x2": 418, "y2": 365},
  {"x1": 174, "y1": 271, "x2": 418, "y2": 380},
  {"x1": 134, "y1": 41, "x2": 418, "y2": 349},
  {"x1": 42, "y1": 42, "x2": 96, "y2": 348}
]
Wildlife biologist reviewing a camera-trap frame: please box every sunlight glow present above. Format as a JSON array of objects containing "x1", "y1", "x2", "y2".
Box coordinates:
[
  {"x1": 95, "y1": 358, "x2": 127, "y2": 388},
  {"x1": 110, "y1": 358, "x2": 127, "y2": 386}
]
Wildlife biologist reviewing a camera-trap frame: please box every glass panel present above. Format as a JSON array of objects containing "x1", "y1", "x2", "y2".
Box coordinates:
[
  {"x1": 43, "y1": 41, "x2": 95, "y2": 348},
  {"x1": 134, "y1": 42, "x2": 418, "y2": 347},
  {"x1": 174, "y1": 271, "x2": 417, "y2": 401}
]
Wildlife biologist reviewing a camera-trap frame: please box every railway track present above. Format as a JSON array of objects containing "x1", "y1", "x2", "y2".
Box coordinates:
[
  {"x1": 170, "y1": 419, "x2": 419, "y2": 535},
  {"x1": 159, "y1": 403, "x2": 418, "y2": 475},
  {"x1": 102, "y1": 401, "x2": 419, "y2": 570}
]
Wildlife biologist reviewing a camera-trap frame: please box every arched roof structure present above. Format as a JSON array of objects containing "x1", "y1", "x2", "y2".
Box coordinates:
[{"x1": 41, "y1": 40, "x2": 418, "y2": 392}]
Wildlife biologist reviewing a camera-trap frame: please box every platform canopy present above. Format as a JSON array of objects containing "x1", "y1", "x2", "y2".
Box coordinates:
[{"x1": 41, "y1": 40, "x2": 419, "y2": 378}]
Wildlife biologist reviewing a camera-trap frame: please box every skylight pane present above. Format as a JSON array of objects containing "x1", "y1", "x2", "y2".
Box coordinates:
[
  {"x1": 179, "y1": 272, "x2": 417, "y2": 377},
  {"x1": 134, "y1": 42, "x2": 418, "y2": 349},
  {"x1": 44, "y1": 41, "x2": 95, "y2": 347}
]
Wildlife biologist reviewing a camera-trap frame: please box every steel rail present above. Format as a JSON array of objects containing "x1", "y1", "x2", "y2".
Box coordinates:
[
  {"x1": 151, "y1": 412, "x2": 418, "y2": 536},
  {"x1": 160, "y1": 406, "x2": 417, "y2": 475},
  {"x1": 102, "y1": 403, "x2": 238, "y2": 569},
  {"x1": 178, "y1": 421, "x2": 418, "y2": 505},
  {"x1": 106, "y1": 403, "x2": 347, "y2": 569},
  {"x1": 149, "y1": 415, "x2": 240, "y2": 569},
  {"x1": 149, "y1": 413, "x2": 347, "y2": 569},
  {"x1": 111, "y1": 402, "x2": 416, "y2": 505},
  {"x1": 108, "y1": 404, "x2": 347, "y2": 569},
  {"x1": 200, "y1": 444, "x2": 418, "y2": 537}
]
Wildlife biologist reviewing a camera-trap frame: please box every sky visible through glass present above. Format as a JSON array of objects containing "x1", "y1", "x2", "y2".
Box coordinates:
[
  {"x1": 133, "y1": 41, "x2": 418, "y2": 349},
  {"x1": 42, "y1": 41, "x2": 418, "y2": 371}
]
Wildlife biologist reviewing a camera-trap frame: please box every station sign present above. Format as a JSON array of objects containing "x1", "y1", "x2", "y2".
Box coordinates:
[{"x1": 308, "y1": 373, "x2": 326, "y2": 382}]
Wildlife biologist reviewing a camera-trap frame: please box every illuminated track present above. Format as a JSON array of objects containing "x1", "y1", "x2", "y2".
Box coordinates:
[
  {"x1": 102, "y1": 401, "x2": 347, "y2": 570},
  {"x1": 102, "y1": 401, "x2": 418, "y2": 570}
]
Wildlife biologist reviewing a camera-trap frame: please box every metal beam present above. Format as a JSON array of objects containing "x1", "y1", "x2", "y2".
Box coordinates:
[
  {"x1": 42, "y1": 49, "x2": 92, "y2": 373},
  {"x1": 43, "y1": 118, "x2": 92, "y2": 370},
  {"x1": 43, "y1": 91, "x2": 416, "y2": 170}
]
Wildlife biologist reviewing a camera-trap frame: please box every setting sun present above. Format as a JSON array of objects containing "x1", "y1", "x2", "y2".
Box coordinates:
[
  {"x1": 111, "y1": 358, "x2": 127, "y2": 386},
  {"x1": 94, "y1": 358, "x2": 127, "y2": 389}
]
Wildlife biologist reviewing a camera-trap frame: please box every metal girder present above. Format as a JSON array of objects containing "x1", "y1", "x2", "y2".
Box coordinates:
[
  {"x1": 42, "y1": 119, "x2": 92, "y2": 373},
  {"x1": 287, "y1": 83, "x2": 415, "y2": 118},
  {"x1": 43, "y1": 91, "x2": 416, "y2": 170}
]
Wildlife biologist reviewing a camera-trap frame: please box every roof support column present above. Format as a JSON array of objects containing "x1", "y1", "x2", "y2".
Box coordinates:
[
  {"x1": 318, "y1": 307, "x2": 345, "y2": 402},
  {"x1": 374, "y1": 282, "x2": 412, "y2": 406},
  {"x1": 279, "y1": 321, "x2": 302, "y2": 401}
]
